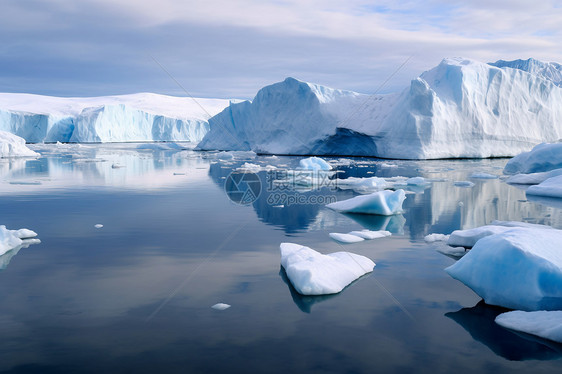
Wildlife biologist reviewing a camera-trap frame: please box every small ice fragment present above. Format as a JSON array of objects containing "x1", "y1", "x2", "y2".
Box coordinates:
[
  {"x1": 211, "y1": 303, "x2": 231, "y2": 310},
  {"x1": 348, "y1": 230, "x2": 391, "y2": 240},
  {"x1": 406, "y1": 176, "x2": 428, "y2": 186},
  {"x1": 94, "y1": 224, "x2": 103, "y2": 229},
  {"x1": 326, "y1": 189, "x2": 405, "y2": 215},
  {"x1": 424, "y1": 233, "x2": 449, "y2": 243},
  {"x1": 470, "y1": 172, "x2": 498, "y2": 179},
  {"x1": 458, "y1": 202, "x2": 464, "y2": 207},
  {"x1": 454, "y1": 181, "x2": 475, "y2": 187},
  {"x1": 329, "y1": 233, "x2": 365, "y2": 243}
]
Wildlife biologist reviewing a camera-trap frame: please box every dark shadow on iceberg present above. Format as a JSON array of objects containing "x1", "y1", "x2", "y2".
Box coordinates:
[{"x1": 446, "y1": 300, "x2": 562, "y2": 361}]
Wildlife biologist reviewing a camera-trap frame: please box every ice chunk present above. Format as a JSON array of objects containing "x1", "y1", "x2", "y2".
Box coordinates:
[
  {"x1": 348, "y1": 230, "x2": 391, "y2": 240},
  {"x1": 506, "y1": 168, "x2": 562, "y2": 185},
  {"x1": 0, "y1": 225, "x2": 39, "y2": 256},
  {"x1": 329, "y1": 233, "x2": 365, "y2": 244},
  {"x1": 334, "y1": 176, "x2": 387, "y2": 193},
  {"x1": 470, "y1": 172, "x2": 498, "y2": 179},
  {"x1": 447, "y1": 225, "x2": 513, "y2": 248},
  {"x1": 526, "y1": 174, "x2": 562, "y2": 198},
  {"x1": 280, "y1": 243, "x2": 375, "y2": 295},
  {"x1": 326, "y1": 189, "x2": 406, "y2": 215},
  {"x1": 495, "y1": 310, "x2": 562, "y2": 343},
  {"x1": 211, "y1": 303, "x2": 231, "y2": 310},
  {"x1": 198, "y1": 58, "x2": 562, "y2": 159},
  {"x1": 445, "y1": 225, "x2": 562, "y2": 310},
  {"x1": 299, "y1": 157, "x2": 332, "y2": 171},
  {"x1": 454, "y1": 181, "x2": 475, "y2": 188},
  {"x1": 504, "y1": 143, "x2": 562, "y2": 174},
  {"x1": 94, "y1": 224, "x2": 103, "y2": 229},
  {"x1": 424, "y1": 233, "x2": 450, "y2": 243},
  {"x1": 0, "y1": 131, "x2": 39, "y2": 158},
  {"x1": 406, "y1": 177, "x2": 428, "y2": 185}
]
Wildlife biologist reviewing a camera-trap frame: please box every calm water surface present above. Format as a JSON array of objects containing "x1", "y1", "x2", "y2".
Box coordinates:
[{"x1": 0, "y1": 143, "x2": 561, "y2": 373}]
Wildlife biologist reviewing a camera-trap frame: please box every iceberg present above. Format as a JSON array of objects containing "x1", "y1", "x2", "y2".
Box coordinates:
[
  {"x1": 0, "y1": 225, "x2": 38, "y2": 256},
  {"x1": 0, "y1": 131, "x2": 39, "y2": 158},
  {"x1": 495, "y1": 310, "x2": 562, "y2": 343},
  {"x1": 280, "y1": 243, "x2": 375, "y2": 295},
  {"x1": 445, "y1": 224, "x2": 562, "y2": 310},
  {"x1": 506, "y1": 168, "x2": 562, "y2": 185},
  {"x1": 527, "y1": 175, "x2": 562, "y2": 199},
  {"x1": 198, "y1": 57, "x2": 562, "y2": 159},
  {"x1": 326, "y1": 189, "x2": 405, "y2": 215},
  {"x1": 329, "y1": 233, "x2": 365, "y2": 244},
  {"x1": 0, "y1": 92, "x2": 230, "y2": 143},
  {"x1": 490, "y1": 58, "x2": 562, "y2": 86}
]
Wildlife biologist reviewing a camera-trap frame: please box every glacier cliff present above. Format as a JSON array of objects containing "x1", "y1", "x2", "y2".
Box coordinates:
[
  {"x1": 0, "y1": 93, "x2": 230, "y2": 143},
  {"x1": 198, "y1": 57, "x2": 562, "y2": 159}
]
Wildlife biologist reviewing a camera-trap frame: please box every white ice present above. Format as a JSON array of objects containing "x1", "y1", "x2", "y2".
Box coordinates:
[
  {"x1": 0, "y1": 131, "x2": 39, "y2": 158},
  {"x1": 211, "y1": 303, "x2": 231, "y2": 310},
  {"x1": 504, "y1": 142, "x2": 562, "y2": 174},
  {"x1": 424, "y1": 233, "x2": 450, "y2": 243},
  {"x1": 326, "y1": 189, "x2": 406, "y2": 215},
  {"x1": 495, "y1": 310, "x2": 562, "y2": 343},
  {"x1": 280, "y1": 243, "x2": 375, "y2": 295},
  {"x1": 0, "y1": 225, "x2": 38, "y2": 256},
  {"x1": 526, "y1": 174, "x2": 562, "y2": 199},
  {"x1": 0, "y1": 92, "x2": 230, "y2": 143},
  {"x1": 198, "y1": 58, "x2": 562, "y2": 159},
  {"x1": 506, "y1": 168, "x2": 562, "y2": 185},
  {"x1": 348, "y1": 230, "x2": 391, "y2": 239},
  {"x1": 299, "y1": 157, "x2": 332, "y2": 171},
  {"x1": 445, "y1": 223, "x2": 562, "y2": 310},
  {"x1": 329, "y1": 233, "x2": 365, "y2": 244},
  {"x1": 334, "y1": 176, "x2": 387, "y2": 193}
]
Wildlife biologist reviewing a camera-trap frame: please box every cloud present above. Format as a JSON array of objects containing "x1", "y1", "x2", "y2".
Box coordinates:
[{"x1": 1, "y1": 0, "x2": 561, "y2": 98}]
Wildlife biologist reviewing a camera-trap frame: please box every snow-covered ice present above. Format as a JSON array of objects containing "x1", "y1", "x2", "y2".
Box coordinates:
[
  {"x1": 326, "y1": 189, "x2": 405, "y2": 215},
  {"x1": 329, "y1": 233, "x2": 365, "y2": 244},
  {"x1": 446, "y1": 224, "x2": 562, "y2": 310},
  {"x1": 526, "y1": 175, "x2": 562, "y2": 199},
  {"x1": 0, "y1": 92, "x2": 230, "y2": 143},
  {"x1": 504, "y1": 143, "x2": 562, "y2": 175},
  {"x1": 348, "y1": 230, "x2": 391, "y2": 240},
  {"x1": 198, "y1": 57, "x2": 562, "y2": 159},
  {"x1": 0, "y1": 225, "x2": 38, "y2": 256},
  {"x1": 299, "y1": 157, "x2": 332, "y2": 171},
  {"x1": 0, "y1": 131, "x2": 39, "y2": 158},
  {"x1": 280, "y1": 243, "x2": 375, "y2": 295},
  {"x1": 211, "y1": 303, "x2": 231, "y2": 310},
  {"x1": 424, "y1": 233, "x2": 449, "y2": 243},
  {"x1": 495, "y1": 310, "x2": 562, "y2": 343}
]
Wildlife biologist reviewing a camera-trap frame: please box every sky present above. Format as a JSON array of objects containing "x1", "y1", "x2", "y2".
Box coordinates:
[{"x1": 1, "y1": 0, "x2": 561, "y2": 99}]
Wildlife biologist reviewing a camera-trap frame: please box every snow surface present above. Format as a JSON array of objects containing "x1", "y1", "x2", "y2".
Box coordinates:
[
  {"x1": 280, "y1": 243, "x2": 375, "y2": 295},
  {"x1": 299, "y1": 157, "x2": 332, "y2": 171},
  {"x1": 326, "y1": 189, "x2": 406, "y2": 215},
  {"x1": 0, "y1": 93, "x2": 230, "y2": 143},
  {"x1": 447, "y1": 221, "x2": 553, "y2": 248},
  {"x1": 0, "y1": 225, "x2": 38, "y2": 256},
  {"x1": 198, "y1": 58, "x2": 562, "y2": 159},
  {"x1": 495, "y1": 310, "x2": 562, "y2": 343},
  {"x1": 446, "y1": 224, "x2": 562, "y2": 310},
  {"x1": 0, "y1": 131, "x2": 39, "y2": 158}
]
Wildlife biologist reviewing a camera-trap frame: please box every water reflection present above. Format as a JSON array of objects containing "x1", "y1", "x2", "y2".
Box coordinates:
[{"x1": 446, "y1": 301, "x2": 562, "y2": 361}]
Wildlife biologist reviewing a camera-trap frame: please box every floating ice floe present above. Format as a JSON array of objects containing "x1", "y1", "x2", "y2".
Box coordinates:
[
  {"x1": 236, "y1": 162, "x2": 277, "y2": 172},
  {"x1": 454, "y1": 181, "x2": 475, "y2": 188},
  {"x1": 326, "y1": 189, "x2": 406, "y2": 215},
  {"x1": 447, "y1": 221, "x2": 552, "y2": 248},
  {"x1": 504, "y1": 143, "x2": 562, "y2": 175},
  {"x1": 94, "y1": 224, "x2": 103, "y2": 229},
  {"x1": 329, "y1": 233, "x2": 365, "y2": 244},
  {"x1": 299, "y1": 157, "x2": 332, "y2": 171},
  {"x1": 334, "y1": 176, "x2": 388, "y2": 193},
  {"x1": 495, "y1": 310, "x2": 562, "y2": 343},
  {"x1": 211, "y1": 303, "x2": 231, "y2": 310},
  {"x1": 406, "y1": 177, "x2": 429, "y2": 186},
  {"x1": 470, "y1": 172, "x2": 498, "y2": 179},
  {"x1": 329, "y1": 230, "x2": 391, "y2": 243},
  {"x1": 0, "y1": 131, "x2": 39, "y2": 158},
  {"x1": 424, "y1": 233, "x2": 450, "y2": 243},
  {"x1": 526, "y1": 174, "x2": 562, "y2": 199},
  {"x1": 280, "y1": 243, "x2": 375, "y2": 295},
  {"x1": 0, "y1": 225, "x2": 39, "y2": 256},
  {"x1": 506, "y1": 168, "x2": 562, "y2": 185},
  {"x1": 445, "y1": 223, "x2": 562, "y2": 310}
]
